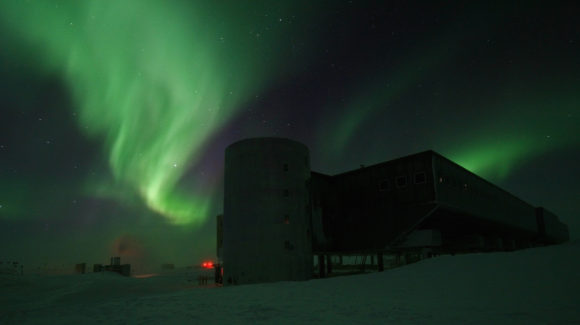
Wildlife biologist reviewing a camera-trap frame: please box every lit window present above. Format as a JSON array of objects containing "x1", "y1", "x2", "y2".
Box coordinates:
[
  {"x1": 414, "y1": 172, "x2": 426, "y2": 184},
  {"x1": 396, "y1": 175, "x2": 407, "y2": 188}
]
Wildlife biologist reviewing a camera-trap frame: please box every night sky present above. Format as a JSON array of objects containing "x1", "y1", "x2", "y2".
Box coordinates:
[{"x1": 1, "y1": 1, "x2": 578, "y2": 271}]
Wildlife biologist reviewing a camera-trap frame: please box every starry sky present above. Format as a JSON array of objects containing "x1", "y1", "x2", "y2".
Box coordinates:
[{"x1": 0, "y1": 1, "x2": 578, "y2": 272}]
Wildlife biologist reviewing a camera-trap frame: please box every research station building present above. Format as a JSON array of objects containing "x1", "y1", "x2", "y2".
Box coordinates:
[{"x1": 220, "y1": 137, "x2": 569, "y2": 285}]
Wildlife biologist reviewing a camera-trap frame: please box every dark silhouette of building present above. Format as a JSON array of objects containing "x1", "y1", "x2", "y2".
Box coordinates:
[
  {"x1": 75, "y1": 263, "x2": 86, "y2": 274},
  {"x1": 93, "y1": 256, "x2": 131, "y2": 276},
  {"x1": 221, "y1": 138, "x2": 569, "y2": 285},
  {"x1": 310, "y1": 149, "x2": 569, "y2": 253}
]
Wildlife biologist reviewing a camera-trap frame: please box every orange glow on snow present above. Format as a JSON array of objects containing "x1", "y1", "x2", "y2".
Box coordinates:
[{"x1": 133, "y1": 273, "x2": 159, "y2": 279}]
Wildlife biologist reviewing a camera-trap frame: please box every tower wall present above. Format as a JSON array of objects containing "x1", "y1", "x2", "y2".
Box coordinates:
[{"x1": 223, "y1": 137, "x2": 312, "y2": 285}]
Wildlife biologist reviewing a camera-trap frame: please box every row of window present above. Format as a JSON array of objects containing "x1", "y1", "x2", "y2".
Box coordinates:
[
  {"x1": 437, "y1": 173, "x2": 509, "y2": 203},
  {"x1": 437, "y1": 173, "x2": 525, "y2": 212},
  {"x1": 378, "y1": 171, "x2": 427, "y2": 191},
  {"x1": 438, "y1": 175, "x2": 471, "y2": 191}
]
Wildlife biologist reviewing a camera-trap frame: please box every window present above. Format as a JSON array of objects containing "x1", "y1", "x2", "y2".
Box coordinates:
[
  {"x1": 283, "y1": 189, "x2": 289, "y2": 197},
  {"x1": 396, "y1": 175, "x2": 407, "y2": 188},
  {"x1": 284, "y1": 215, "x2": 290, "y2": 224},
  {"x1": 414, "y1": 172, "x2": 426, "y2": 184},
  {"x1": 379, "y1": 179, "x2": 389, "y2": 191},
  {"x1": 283, "y1": 163, "x2": 288, "y2": 171}
]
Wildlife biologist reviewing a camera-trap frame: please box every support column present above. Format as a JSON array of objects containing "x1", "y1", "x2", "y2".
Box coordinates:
[
  {"x1": 326, "y1": 255, "x2": 332, "y2": 275},
  {"x1": 361, "y1": 255, "x2": 366, "y2": 272},
  {"x1": 318, "y1": 254, "x2": 326, "y2": 278},
  {"x1": 378, "y1": 253, "x2": 384, "y2": 272}
]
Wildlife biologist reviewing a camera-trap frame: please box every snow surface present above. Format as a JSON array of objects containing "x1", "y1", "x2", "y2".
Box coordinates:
[{"x1": 2, "y1": 241, "x2": 579, "y2": 325}]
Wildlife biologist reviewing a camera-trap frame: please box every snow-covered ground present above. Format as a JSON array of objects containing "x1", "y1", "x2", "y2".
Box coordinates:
[{"x1": 2, "y1": 241, "x2": 579, "y2": 325}]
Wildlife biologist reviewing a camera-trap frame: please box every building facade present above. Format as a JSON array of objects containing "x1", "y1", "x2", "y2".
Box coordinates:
[{"x1": 221, "y1": 138, "x2": 569, "y2": 285}]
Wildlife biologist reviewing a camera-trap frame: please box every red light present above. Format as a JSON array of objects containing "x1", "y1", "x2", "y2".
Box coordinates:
[{"x1": 201, "y1": 261, "x2": 214, "y2": 269}]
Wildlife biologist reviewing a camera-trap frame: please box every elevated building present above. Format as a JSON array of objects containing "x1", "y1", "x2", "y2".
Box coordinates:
[{"x1": 221, "y1": 137, "x2": 569, "y2": 285}]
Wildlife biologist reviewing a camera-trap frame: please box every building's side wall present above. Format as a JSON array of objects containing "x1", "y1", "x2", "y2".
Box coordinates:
[
  {"x1": 327, "y1": 152, "x2": 436, "y2": 251},
  {"x1": 433, "y1": 154, "x2": 537, "y2": 237},
  {"x1": 536, "y1": 207, "x2": 569, "y2": 244},
  {"x1": 223, "y1": 138, "x2": 312, "y2": 285},
  {"x1": 310, "y1": 172, "x2": 335, "y2": 251},
  {"x1": 217, "y1": 214, "x2": 223, "y2": 260}
]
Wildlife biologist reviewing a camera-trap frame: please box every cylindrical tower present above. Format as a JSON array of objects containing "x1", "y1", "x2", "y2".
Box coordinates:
[{"x1": 223, "y1": 137, "x2": 312, "y2": 285}]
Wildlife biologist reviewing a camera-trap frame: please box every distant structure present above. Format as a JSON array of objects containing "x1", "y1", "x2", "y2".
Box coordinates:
[
  {"x1": 75, "y1": 263, "x2": 86, "y2": 274},
  {"x1": 0, "y1": 261, "x2": 23, "y2": 275},
  {"x1": 93, "y1": 256, "x2": 131, "y2": 276},
  {"x1": 220, "y1": 137, "x2": 569, "y2": 285}
]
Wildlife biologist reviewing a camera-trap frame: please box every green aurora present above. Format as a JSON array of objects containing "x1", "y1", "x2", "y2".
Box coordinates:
[
  {"x1": 0, "y1": 0, "x2": 316, "y2": 225},
  {"x1": 317, "y1": 7, "x2": 579, "y2": 181},
  {"x1": 0, "y1": 1, "x2": 578, "y2": 268}
]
